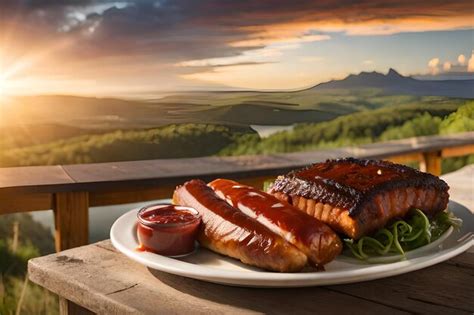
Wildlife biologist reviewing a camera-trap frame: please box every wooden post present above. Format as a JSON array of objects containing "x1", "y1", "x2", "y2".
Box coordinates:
[
  {"x1": 420, "y1": 151, "x2": 442, "y2": 176},
  {"x1": 59, "y1": 298, "x2": 94, "y2": 315},
  {"x1": 53, "y1": 192, "x2": 89, "y2": 252}
]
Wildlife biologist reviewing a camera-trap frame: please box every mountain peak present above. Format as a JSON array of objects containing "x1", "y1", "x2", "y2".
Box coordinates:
[
  {"x1": 387, "y1": 68, "x2": 403, "y2": 77},
  {"x1": 311, "y1": 67, "x2": 474, "y2": 98}
]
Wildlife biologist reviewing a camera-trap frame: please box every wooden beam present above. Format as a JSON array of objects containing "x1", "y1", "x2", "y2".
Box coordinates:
[
  {"x1": 89, "y1": 175, "x2": 277, "y2": 207},
  {"x1": 90, "y1": 186, "x2": 173, "y2": 206},
  {"x1": 385, "y1": 152, "x2": 423, "y2": 164},
  {"x1": 59, "y1": 298, "x2": 94, "y2": 315},
  {"x1": 442, "y1": 144, "x2": 474, "y2": 158},
  {"x1": 0, "y1": 193, "x2": 52, "y2": 215},
  {"x1": 53, "y1": 192, "x2": 89, "y2": 251},
  {"x1": 420, "y1": 151, "x2": 442, "y2": 176}
]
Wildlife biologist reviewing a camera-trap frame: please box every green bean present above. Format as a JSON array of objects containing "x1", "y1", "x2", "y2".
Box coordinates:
[{"x1": 343, "y1": 209, "x2": 460, "y2": 261}]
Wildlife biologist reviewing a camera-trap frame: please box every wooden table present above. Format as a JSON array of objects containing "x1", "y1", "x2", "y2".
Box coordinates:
[
  {"x1": 28, "y1": 240, "x2": 473, "y2": 315},
  {"x1": 28, "y1": 166, "x2": 474, "y2": 314}
]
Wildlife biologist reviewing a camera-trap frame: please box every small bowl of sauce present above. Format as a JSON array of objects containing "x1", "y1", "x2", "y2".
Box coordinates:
[{"x1": 137, "y1": 204, "x2": 201, "y2": 256}]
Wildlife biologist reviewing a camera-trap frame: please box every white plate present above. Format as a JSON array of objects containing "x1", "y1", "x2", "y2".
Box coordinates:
[{"x1": 110, "y1": 200, "x2": 473, "y2": 288}]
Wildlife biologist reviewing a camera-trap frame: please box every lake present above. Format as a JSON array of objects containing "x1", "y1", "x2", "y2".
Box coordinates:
[{"x1": 250, "y1": 124, "x2": 294, "y2": 138}]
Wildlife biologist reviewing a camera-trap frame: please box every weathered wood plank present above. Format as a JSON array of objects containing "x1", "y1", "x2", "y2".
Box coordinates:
[
  {"x1": 29, "y1": 240, "x2": 414, "y2": 315},
  {"x1": 346, "y1": 131, "x2": 474, "y2": 161},
  {"x1": 1, "y1": 132, "x2": 473, "y2": 196},
  {"x1": 53, "y1": 192, "x2": 89, "y2": 251},
  {"x1": 61, "y1": 154, "x2": 325, "y2": 191},
  {"x1": 327, "y1": 254, "x2": 474, "y2": 314},
  {"x1": 0, "y1": 165, "x2": 74, "y2": 193}
]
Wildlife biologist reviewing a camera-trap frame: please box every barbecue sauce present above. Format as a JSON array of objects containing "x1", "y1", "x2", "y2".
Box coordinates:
[{"x1": 137, "y1": 204, "x2": 201, "y2": 256}]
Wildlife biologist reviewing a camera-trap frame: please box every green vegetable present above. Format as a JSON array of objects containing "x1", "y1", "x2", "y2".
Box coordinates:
[
  {"x1": 262, "y1": 180, "x2": 275, "y2": 192},
  {"x1": 430, "y1": 210, "x2": 462, "y2": 240},
  {"x1": 344, "y1": 209, "x2": 462, "y2": 260}
]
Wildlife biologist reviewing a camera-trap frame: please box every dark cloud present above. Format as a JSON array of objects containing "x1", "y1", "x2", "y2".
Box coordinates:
[
  {"x1": 1, "y1": 0, "x2": 472, "y2": 92},
  {"x1": 2, "y1": 0, "x2": 472, "y2": 64}
]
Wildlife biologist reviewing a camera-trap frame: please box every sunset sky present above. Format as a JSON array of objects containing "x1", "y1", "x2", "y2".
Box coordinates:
[{"x1": 0, "y1": 0, "x2": 473, "y2": 98}]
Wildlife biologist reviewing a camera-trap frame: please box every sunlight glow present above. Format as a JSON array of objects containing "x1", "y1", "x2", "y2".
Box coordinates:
[
  {"x1": 0, "y1": 76, "x2": 7, "y2": 101},
  {"x1": 0, "y1": 38, "x2": 74, "y2": 97}
]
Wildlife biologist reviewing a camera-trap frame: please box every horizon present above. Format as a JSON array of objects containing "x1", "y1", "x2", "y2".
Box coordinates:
[
  {"x1": 1, "y1": 1, "x2": 473, "y2": 98},
  {"x1": 3, "y1": 67, "x2": 474, "y2": 101}
]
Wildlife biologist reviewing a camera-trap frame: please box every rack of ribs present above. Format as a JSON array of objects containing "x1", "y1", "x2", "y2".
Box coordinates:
[{"x1": 269, "y1": 158, "x2": 450, "y2": 239}]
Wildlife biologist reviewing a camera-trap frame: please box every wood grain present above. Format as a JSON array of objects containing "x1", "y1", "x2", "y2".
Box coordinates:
[
  {"x1": 53, "y1": 192, "x2": 89, "y2": 251},
  {"x1": 0, "y1": 165, "x2": 74, "y2": 193},
  {"x1": 327, "y1": 257, "x2": 474, "y2": 314},
  {"x1": 28, "y1": 240, "x2": 473, "y2": 314}
]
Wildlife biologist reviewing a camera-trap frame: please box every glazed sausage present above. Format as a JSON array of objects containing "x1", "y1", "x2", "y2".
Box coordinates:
[
  {"x1": 173, "y1": 179, "x2": 307, "y2": 272},
  {"x1": 208, "y1": 179, "x2": 342, "y2": 266}
]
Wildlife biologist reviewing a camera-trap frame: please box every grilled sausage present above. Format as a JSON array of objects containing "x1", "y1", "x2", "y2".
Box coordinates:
[
  {"x1": 173, "y1": 179, "x2": 307, "y2": 272},
  {"x1": 208, "y1": 179, "x2": 342, "y2": 266}
]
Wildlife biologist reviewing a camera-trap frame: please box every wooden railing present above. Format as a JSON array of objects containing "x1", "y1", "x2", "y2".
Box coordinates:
[{"x1": 1, "y1": 132, "x2": 473, "y2": 252}]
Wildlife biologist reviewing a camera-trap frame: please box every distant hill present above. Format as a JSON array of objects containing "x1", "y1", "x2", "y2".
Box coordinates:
[
  {"x1": 191, "y1": 103, "x2": 343, "y2": 125},
  {"x1": 0, "y1": 95, "x2": 186, "y2": 129},
  {"x1": 0, "y1": 90, "x2": 393, "y2": 129},
  {"x1": 312, "y1": 69, "x2": 474, "y2": 98},
  {"x1": 2, "y1": 69, "x2": 472, "y2": 134},
  {"x1": 0, "y1": 123, "x2": 107, "y2": 150}
]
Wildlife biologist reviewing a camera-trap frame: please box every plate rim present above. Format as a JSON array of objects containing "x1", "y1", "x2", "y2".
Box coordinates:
[{"x1": 110, "y1": 200, "x2": 473, "y2": 287}]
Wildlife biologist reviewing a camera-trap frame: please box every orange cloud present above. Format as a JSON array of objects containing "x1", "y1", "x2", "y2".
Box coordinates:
[{"x1": 2, "y1": 0, "x2": 473, "y2": 95}]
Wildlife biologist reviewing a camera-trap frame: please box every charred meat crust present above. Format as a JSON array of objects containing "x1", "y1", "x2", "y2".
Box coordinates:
[{"x1": 271, "y1": 158, "x2": 449, "y2": 217}]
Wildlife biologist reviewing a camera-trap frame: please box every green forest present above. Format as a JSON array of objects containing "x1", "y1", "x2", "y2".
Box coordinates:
[
  {"x1": 221, "y1": 100, "x2": 473, "y2": 150},
  {"x1": 220, "y1": 100, "x2": 474, "y2": 173},
  {"x1": 1, "y1": 98, "x2": 473, "y2": 173}
]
